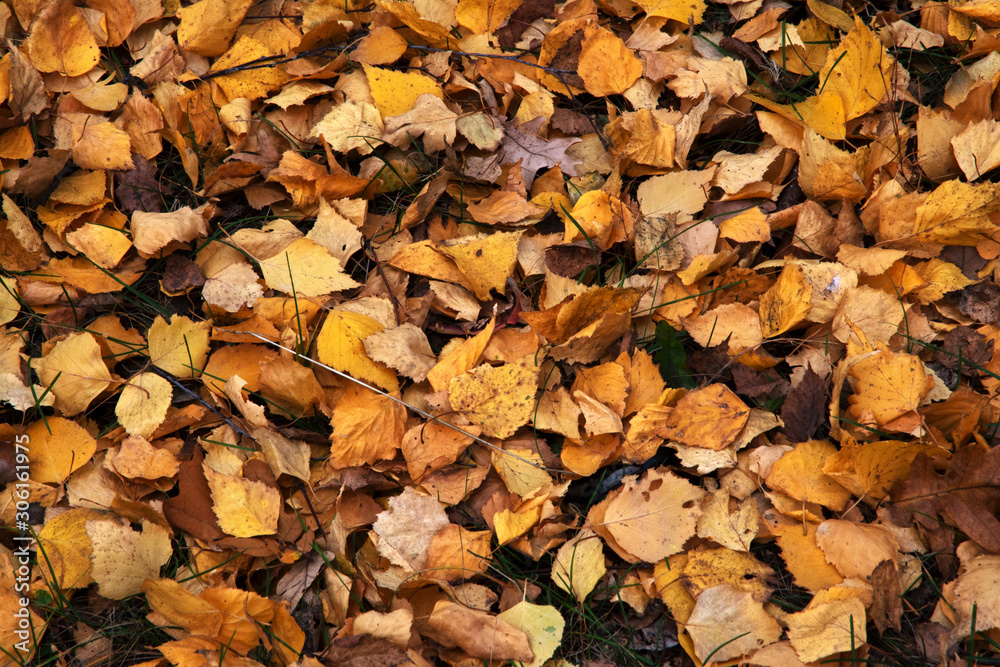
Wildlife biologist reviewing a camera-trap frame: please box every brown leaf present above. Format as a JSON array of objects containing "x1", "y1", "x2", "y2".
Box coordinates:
[
  {"x1": 781, "y1": 369, "x2": 828, "y2": 442},
  {"x1": 893, "y1": 446, "x2": 1000, "y2": 553},
  {"x1": 869, "y1": 560, "x2": 903, "y2": 633},
  {"x1": 319, "y1": 634, "x2": 410, "y2": 667},
  {"x1": 423, "y1": 601, "x2": 534, "y2": 661}
]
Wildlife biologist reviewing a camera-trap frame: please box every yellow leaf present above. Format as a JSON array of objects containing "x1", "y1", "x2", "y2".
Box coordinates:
[
  {"x1": 831, "y1": 286, "x2": 904, "y2": 345},
  {"x1": 328, "y1": 385, "x2": 407, "y2": 468},
  {"x1": 363, "y1": 63, "x2": 443, "y2": 119},
  {"x1": 177, "y1": 0, "x2": 255, "y2": 56},
  {"x1": 116, "y1": 372, "x2": 172, "y2": 439},
  {"x1": 578, "y1": 25, "x2": 643, "y2": 97},
  {"x1": 389, "y1": 239, "x2": 471, "y2": 286},
  {"x1": 203, "y1": 465, "x2": 280, "y2": 537},
  {"x1": 426, "y1": 525, "x2": 492, "y2": 581},
  {"x1": 551, "y1": 529, "x2": 606, "y2": 603},
  {"x1": 815, "y1": 519, "x2": 899, "y2": 579},
  {"x1": 766, "y1": 440, "x2": 853, "y2": 511},
  {"x1": 375, "y1": 0, "x2": 456, "y2": 46},
  {"x1": 36, "y1": 508, "x2": 107, "y2": 590},
  {"x1": 495, "y1": 505, "x2": 543, "y2": 545},
  {"x1": 496, "y1": 602, "x2": 565, "y2": 667},
  {"x1": 683, "y1": 302, "x2": 764, "y2": 352},
  {"x1": 201, "y1": 342, "x2": 277, "y2": 397},
  {"x1": 253, "y1": 427, "x2": 312, "y2": 482},
  {"x1": 799, "y1": 129, "x2": 869, "y2": 201},
  {"x1": 65, "y1": 223, "x2": 132, "y2": 269},
  {"x1": 683, "y1": 548, "x2": 776, "y2": 602},
  {"x1": 142, "y1": 578, "x2": 224, "y2": 639},
  {"x1": 751, "y1": 20, "x2": 893, "y2": 140},
  {"x1": 316, "y1": 310, "x2": 399, "y2": 392},
  {"x1": 607, "y1": 109, "x2": 676, "y2": 170},
  {"x1": 311, "y1": 100, "x2": 384, "y2": 156},
  {"x1": 718, "y1": 206, "x2": 770, "y2": 243},
  {"x1": 106, "y1": 436, "x2": 180, "y2": 480},
  {"x1": 696, "y1": 488, "x2": 758, "y2": 552},
  {"x1": 438, "y1": 231, "x2": 523, "y2": 301},
  {"x1": 491, "y1": 447, "x2": 552, "y2": 496},
  {"x1": 426, "y1": 319, "x2": 495, "y2": 392},
  {"x1": 34, "y1": 332, "x2": 113, "y2": 416},
  {"x1": 86, "y1": 520, "x2": 172, "y2": 599},
  {"x1": 823, "y1": 438, "x2": 938, "y2": 501},
  {"x1": 353, "y1": 25, "x2": 408, "y2": 65},
  {"x1": 210, "y1": 36, "x2": 288, "y2": 101},
  {"x1": 201, "y1": 586, "x2": 275, "y2": 653},
  {"x1": 910, "y1": 179, "x2": 1000, "y2": 246},
  {"x1": 787, "y1": 597, "x2": 867, "y2": 663},
  {"x1": 650, "y1": 555, "x2": 696, "y2": 623},
  {"x1": 562, "y1": 190, "x2": 614, "y2": 249},
  {"x1": 848, "y1": 348, "x2": 935, "y2": 428},
  {"x1": 142, "y1": 579, "x2": 274, "y2": 654},
  {"x1": 773, "y1": 522, "x2": 844, "y2": 592},
  {"x1": 659, "y1": 384, "x2": 750, "y2": 451},
  {"x1": 520, "y1": 286, "x2": 644, "y2": 364},
  {"x1": 686, "y1": 585, "x2": 783, "y2": 663},
  {"x1": 910, "y1": 258, "x2": 974, "y2": 303},
  {"x1": 24, "y1": 0, "x2": 99, "y2": 76},
  {"x1": 148, "y1": 314, "x2": 211, "y2": 379},
  {"x1": 258, "y1": 237, "x2": 361, "y2": 297},
  {"x1": 455, "y1": 0, "x2": 521, "y2": 34},
  {"x1": 822, "y1": 18, "x2": 893, "y2": 122},
  {"x1": 0, "y1": 276, "x2": 19, "y2": 327},
  {"x1": 601, "y1": 467, "x2": 704, "y2": 562},
  {"x1": 806, "y1": 0, "x2": 853, "y2": 31},
  {"x1": 27, "y1": 417, "x2": 99, "y2": 482},
  {"x1": 632, "y1": 0, "x2": 706, "y2": 23},
  {"x1": 271, "y1": 603, "x2": 307, "y2": 664},
  {"x1": 449, "y1": 357, "x2": 539, "y2": 439},
  {"x1": 759, "y1": 264, "x2": 813, "y2": 338}
]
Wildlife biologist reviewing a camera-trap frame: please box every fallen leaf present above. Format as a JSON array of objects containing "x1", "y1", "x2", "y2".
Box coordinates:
[
  {"x1": 203, "y1": 465, "x2": 280, "y2": 538},
  {"x1": 597, "y1": 467, "x2": 704, "y2": 563},
  {"x1": 551, "y1": 529, "x2": 606, "y2": 602},
  {"x1": 449, "y1": 357, "x2": 538, "y2": 439}
]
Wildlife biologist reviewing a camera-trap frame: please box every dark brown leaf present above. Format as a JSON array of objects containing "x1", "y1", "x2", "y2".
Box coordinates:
[
  {"x1": 959, "y1": 281, "x2": 1000, "y2": 323},
  {"x1": 892, "y1": 446, "x2": 1000, "y2": 553},
  {"x1": 781, "y1": 369, "x2": 827, "y2": 442}
]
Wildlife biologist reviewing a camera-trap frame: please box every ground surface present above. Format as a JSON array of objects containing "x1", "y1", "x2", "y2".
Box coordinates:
[{"x1": 2, "y1": 1, "x2": 1000, "y2": 666}]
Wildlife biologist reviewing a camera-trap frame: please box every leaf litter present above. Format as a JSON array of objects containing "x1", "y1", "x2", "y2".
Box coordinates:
[{"x1": 6, "y1": 0, "x2": 1000, "y2": 665}]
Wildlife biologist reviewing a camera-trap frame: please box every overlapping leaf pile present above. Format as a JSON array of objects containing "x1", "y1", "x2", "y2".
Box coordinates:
[{"x1": 4, "y1": 0, "x2": 1000, "y2": 664}]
